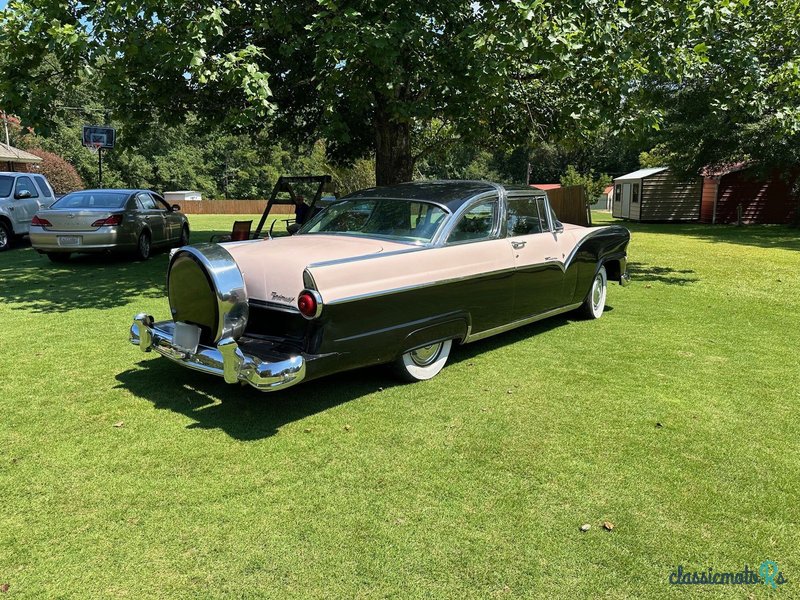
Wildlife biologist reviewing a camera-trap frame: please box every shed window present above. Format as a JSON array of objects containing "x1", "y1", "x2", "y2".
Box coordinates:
[
  {"x1": 615, "y1": 184, "x2": 622, "y2": 202},
  {"x1": 632, "y1": 183, "x2": 640, "y2": 203}
]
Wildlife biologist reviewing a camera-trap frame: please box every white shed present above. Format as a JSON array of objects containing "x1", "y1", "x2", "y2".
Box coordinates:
[{"x1": 164, "y1": 190, "x2": 202, "y2": 202}]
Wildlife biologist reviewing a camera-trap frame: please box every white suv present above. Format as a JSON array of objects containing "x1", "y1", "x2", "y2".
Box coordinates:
[{"x1": 0, "y1": 172, "x2": 57, "y2": 251}]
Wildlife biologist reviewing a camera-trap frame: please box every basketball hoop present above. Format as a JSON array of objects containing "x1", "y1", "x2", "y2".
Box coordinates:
[{"x1": 86, "y1": 141, "x2": 103, "y2": 154}]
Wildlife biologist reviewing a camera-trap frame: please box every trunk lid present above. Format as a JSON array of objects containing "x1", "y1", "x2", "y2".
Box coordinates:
[
  {"x1": 36, "y1": 209, "x2": 122, "y2": 232},
  {"x1": 224, "y1": 234, "x2": 410, "y2": 307}
]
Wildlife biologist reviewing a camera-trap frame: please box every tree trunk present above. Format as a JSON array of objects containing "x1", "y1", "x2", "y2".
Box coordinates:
[{"x1": 374, "y1": 101, "x2": 413, "y2": 186}]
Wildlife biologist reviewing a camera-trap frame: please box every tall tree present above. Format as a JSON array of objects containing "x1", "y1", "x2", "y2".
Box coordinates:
[{"x1": 0, "y1": 1, "x2": 724, "y2": 184}]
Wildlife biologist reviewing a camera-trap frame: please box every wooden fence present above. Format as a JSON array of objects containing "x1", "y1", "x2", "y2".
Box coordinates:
[
  {"x1": 179, "y1": 187, "x2": 592, "y2": 226},
  {"x1": 178, "y1": 200, "x2": 294, "y2": 215},
  {"x1": 546, "y1": 185, "x2": 591, "y2": 226}
]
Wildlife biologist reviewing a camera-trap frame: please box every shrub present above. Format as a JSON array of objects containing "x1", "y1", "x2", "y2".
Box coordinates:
[{"x1": 27, "y1": 149, "x2": 84, "y2": 194}]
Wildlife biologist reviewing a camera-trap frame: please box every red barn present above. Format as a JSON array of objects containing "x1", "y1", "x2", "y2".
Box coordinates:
[{"x1": 701, "y1": 165, "x2": 797, "y2": 224}]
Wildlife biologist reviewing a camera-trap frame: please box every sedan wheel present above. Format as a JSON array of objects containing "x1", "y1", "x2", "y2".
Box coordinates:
[
  {"x1": 581, "y1": 265, "x2": 607, "y2": 319},
  {"x1": 0, "y1": 221, "x2": 11, "y2": 251},
  {"x1": 136, "y1": 231, "x2": 151, "y2": 260},
  {"x1": 393, "y1": 339, "x2": 453, "y2": 382}
]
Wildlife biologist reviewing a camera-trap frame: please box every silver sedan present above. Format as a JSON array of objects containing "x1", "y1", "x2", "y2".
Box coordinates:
[{"x1": 29, "y1": 189, "x2": 190, "y2": 262}]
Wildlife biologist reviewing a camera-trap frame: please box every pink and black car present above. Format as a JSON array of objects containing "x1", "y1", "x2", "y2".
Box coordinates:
[{"x1": 130, "y1": 181, "x2": 630, "y2": 391}]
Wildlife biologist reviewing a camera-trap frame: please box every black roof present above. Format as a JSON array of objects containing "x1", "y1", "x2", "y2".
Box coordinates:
[{"x1": 345, "y1": 180, "x2": 499, "y2": 211}]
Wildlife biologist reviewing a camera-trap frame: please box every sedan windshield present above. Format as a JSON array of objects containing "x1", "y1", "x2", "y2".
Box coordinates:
[
  {"x1": 52, "y1": 191, "x2": 130, "y2": 210},
  {"x1": 299, "y1": 199, "x2": 448, "y2": 243},
  {"x1": 0, "y1": 176, "x2": 13, "y2": 197}
]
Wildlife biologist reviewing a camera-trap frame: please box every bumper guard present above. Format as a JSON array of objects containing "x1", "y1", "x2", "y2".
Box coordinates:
[{"x1": 129, "y1": 314, "x2": 306, "y2": 391}]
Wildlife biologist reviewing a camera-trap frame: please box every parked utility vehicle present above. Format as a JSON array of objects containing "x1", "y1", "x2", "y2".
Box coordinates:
[{"x1": 0, "y1": 172, "x2": 57, "y2": 251}]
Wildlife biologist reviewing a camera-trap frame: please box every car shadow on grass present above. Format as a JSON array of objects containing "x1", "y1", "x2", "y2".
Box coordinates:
[{"x1": 114, "y1": 311, "x2": 587, "y2": 440}]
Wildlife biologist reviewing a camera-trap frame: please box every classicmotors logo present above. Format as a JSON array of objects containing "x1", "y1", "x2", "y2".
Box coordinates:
[{"x1": 669, "y1": 560, "x2": 788, "y2": 588}]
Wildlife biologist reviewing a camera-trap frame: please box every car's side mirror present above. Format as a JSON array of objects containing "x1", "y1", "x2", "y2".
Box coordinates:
[
  {"x1": 15, "y1": 190, "x2": 32, "y2": 200},
  {"x1": 554, "y1": 223, "x2": 564, "y2": 234},
  {"x1": 171, "y1": 204, "x2": 181, "y2": 212}
]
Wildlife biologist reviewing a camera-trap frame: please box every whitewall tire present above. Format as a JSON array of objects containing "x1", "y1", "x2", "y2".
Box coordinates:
[
  {"x1": 581, "y1": 265, "x2": 607, "y2": 319},
  {"x1": 393, "y1": 339, "x2": 453, "y2": 382}
]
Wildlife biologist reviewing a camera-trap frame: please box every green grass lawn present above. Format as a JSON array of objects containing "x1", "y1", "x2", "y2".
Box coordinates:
[{"x1": 1, "y1": 212, "x2": 798, "y2": 598}]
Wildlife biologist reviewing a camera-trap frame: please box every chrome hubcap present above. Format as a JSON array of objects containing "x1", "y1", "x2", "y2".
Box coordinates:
[
  {"x1": 410, "y1": 343, "x2": 441, "y2": 366},
  {"x1": 592, "y1": 276, "x2": 603, "y2": 310},
  {"x1": 0, "y1": 230, "x2": 7, "y2": 248}
]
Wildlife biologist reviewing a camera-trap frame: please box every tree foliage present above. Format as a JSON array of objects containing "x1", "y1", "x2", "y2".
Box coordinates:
[{"x1": 560, "y1": 165, "x2": 612, "y2": 203}]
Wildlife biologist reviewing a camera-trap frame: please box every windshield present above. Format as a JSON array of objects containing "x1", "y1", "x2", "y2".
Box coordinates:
[
  {"x1": 52, "y1": 191, "x2": 130, "y2": 210},
  {"x1": 0, "y1": 176, "x2": 12, "y2": 197},
  {"x1": 299, "y1": 198, "x2": 448, "y2": 243}
]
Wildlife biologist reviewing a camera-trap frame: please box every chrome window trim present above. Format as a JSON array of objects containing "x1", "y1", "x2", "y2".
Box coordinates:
[
  {"x1": 505, "y1": 191, "x2": 548, "y2": 238},
  {"x1": 436, "y1": 186, "x2": 507, "y2": 246}
]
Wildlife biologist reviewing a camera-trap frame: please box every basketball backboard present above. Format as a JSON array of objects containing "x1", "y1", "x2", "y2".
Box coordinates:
[{"x1": 82, "y1": 125, "x2": 116, "y2": 150}]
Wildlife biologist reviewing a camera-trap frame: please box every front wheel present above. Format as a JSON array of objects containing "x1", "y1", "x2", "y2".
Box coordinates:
[
  {"x1": 392, "y1": 340, "x2": 453, "y2": 382},
  {"x1": 136, "y1": 231, "x2": 151, "y2": 260},
  {"x1": 0, "y1": 221, "x2": 12, "y2": 251},
  {"x1": 580, "y1": 265, "x2": 607, "y2": 319}
]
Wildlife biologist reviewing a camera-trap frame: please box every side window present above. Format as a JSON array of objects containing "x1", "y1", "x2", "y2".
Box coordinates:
[
  {"x1": 137, "y1": 192, "x2": 157, "y2": 210},
  {"x1": 632, "y1": 183, "x2": 640, "y2": 203},
  {"x1": 507, "y1": 196, "x2": 543, "y2": 236},
  {"x1": 32, "y1": 175, "x2": 53, "y2": 199},
  {"x1": 447, "y1": 200, "x2": 497, "y2": 243},
  {"x1": 152, "y1": 193, "x2": 171, "y2": 211},
  {"x1": 615, "y1": 184, "x2": 622, "y2": 202},
  {"x1": 535, "y1": 197, "x2": 551, "y2": 232},
  {"x1": 15, "y1": 176, "x2": 39, "y2": 199}
]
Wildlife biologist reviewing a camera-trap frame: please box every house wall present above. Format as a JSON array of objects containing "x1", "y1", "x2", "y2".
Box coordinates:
[
  {"x1": 2, "y1": 161, "x2": 32, "y2": 172},
  {"x1": 640, "y1": 171, "x2": 701, "y2": 221},
  {"x1": 700, "y1": 177, "x2": 719, "y2": 223},
  {"x1": 714, "y1": 170, "x2": 797, "y2": 224}
]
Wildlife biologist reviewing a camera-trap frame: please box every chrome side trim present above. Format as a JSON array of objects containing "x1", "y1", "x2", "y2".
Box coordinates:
[
  {"x1": 463, "y1": 303, "x2": 582, "y2": 343},
  {"x1": 326, "y1": 266, "x2": 517, "y2": 306},
  {"x1": 307, "y1": 244, "x2": 429, "y2": 269},
  {"x1": 130, "y1": 317, "x2": 306, "y2": 391},
  {"x1": 249, "y1": 298, "x2": 302, "y2": 315}
]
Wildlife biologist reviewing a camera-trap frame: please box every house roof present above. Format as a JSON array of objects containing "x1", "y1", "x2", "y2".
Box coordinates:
[
  {"x1": 0, "y1": 143, "x2": 42, "y2": 164},
  {"x1": 614, "y1": 167, "x2": 667, "y2": 181},
  {"x1": 701, "y1": 162, "x2": 749, "y2": 178},
  {"x1": 603, "y1": 185, "x2": 614, "y2": 195},
  {"x1": 530, "y1": 183, "x2": 561, "y2": 191}
]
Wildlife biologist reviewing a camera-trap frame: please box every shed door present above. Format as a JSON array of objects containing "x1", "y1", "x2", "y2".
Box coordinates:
[{"x1": 620, "y1": 184, "x2": 632, "y2": 218}]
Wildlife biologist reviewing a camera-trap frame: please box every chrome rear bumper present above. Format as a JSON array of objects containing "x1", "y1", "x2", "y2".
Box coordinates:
[{"x1": 129, "y1": 314, "x2": 306, "y2": 391}]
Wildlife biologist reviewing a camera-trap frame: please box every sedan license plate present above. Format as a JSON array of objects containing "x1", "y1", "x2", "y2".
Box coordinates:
[
  {"x1": 173, "y1": 322, "x2": 201, "y2": 354},
  {"x1": 57, "y1": 236, "x2": 82, "y2": 246}
]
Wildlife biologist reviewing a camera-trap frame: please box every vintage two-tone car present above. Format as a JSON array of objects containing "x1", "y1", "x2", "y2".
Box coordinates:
[
  {"x1": 130, "y1": 180, "x2": 630, "y2": 390},
  {"x1": 30, "y1": 188, "x2": 190, "y2": 261}
]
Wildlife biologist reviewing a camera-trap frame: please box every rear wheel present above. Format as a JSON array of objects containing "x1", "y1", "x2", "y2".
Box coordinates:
[
  {"x1": 0, "y1": 221, "x2": 12, "y2": 251},
  {"x1": 47, "y1": 252, "x2": 71, "y2": 263},
  {"x1": 580, "y1": 265, "x2": 607, "y2": 319},
  {"x1": 393, "y1": 340, "x2": 453, "y2": 382},
  {"x1": 178, "y1": 224, "x2": 189, "y2": 247},
  {"x1": 136, "y1": 231, "x2": 151, "y2": 260}
]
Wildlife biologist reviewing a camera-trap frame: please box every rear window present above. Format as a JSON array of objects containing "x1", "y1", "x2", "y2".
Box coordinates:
[
  {"x1": 52, "y1": 191, "x2": 130, "y2": 209},
  {"x1": 0, "y1": 176, "x2": 12, "y2": 197},
  {"x1": 33, "y1": 175, "x2": 53, "y2": 198}
]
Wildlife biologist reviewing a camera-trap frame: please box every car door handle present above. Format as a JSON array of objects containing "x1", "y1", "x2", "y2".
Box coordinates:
[{"x1": 511, "y1": 241, "x2": 526, "y2": 249}]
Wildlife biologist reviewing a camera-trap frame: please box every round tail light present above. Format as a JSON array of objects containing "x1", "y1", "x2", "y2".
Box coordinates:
[{"x1": 297, "y1": 290, "x2": 321, "y2": 319}]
